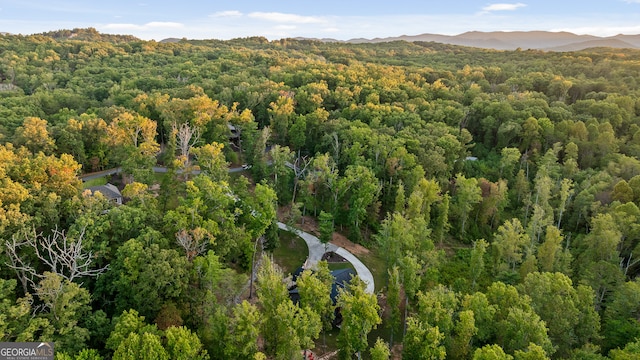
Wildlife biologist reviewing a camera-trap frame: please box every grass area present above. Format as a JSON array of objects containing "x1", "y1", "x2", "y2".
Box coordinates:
[
  {"x1": 369, "y1": 319, "x2": 401, "y2": 353},
  {"x1": 82, "y1": 177, "x2": 107, "y2": 188},
  {"x1": 313, "y1": 327, "x2": 340, "y2": 356},
  {"x1": 356, "y1": 246, "x2": 388, "y2": 293},
  {"x1": 153, "y1": 172, "x2": 166, "y2": 184},
  {"x1": 327, "y1": 262, "x2": 355, "y2": 272},
  {"x1": 270, "y1": 229, "x2": 308, "y2": 276}
]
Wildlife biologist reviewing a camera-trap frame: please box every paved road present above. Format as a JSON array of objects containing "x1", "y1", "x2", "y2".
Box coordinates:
[
  {"x1": 79, "y1": 165, "x2": 246, "y2": 181},
  {"x1": 79, "y1": 167, "x2": 122, "y2": 181},
  {"x1": 277, "y1": 222, "x2": 375, "y2": 294}
]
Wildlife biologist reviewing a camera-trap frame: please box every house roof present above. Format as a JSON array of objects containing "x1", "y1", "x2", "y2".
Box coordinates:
[
  {"x1": 329, "y1": 268, "x2": 356, "y2": 302},
  {"x1": 87, "y1": 183, "x2": 122, "y2": 200},
  {"x1": 227, "y1": 123, "x2": 240, "y2": 138},
  {"x1": 289, "y1": 267, "x2": 357, "y2": 304}
]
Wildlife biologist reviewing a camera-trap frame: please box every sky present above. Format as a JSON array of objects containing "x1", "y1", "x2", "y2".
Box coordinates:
[{"x1": 2, "y1": 1, "x2": 640, "y2": 41}]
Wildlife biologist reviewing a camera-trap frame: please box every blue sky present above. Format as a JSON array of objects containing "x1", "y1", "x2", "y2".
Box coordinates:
[{"x1": 2, "y1": 1, "x2": 640, "y2": 40}]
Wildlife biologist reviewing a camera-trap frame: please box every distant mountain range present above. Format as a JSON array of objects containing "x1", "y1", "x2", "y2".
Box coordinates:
[
  {"x1": 4, "y1": 28, "x2": 639, "y2": 51},
  {"x1": 296, "y1": 31, "x2": 640, "y2": 51}
]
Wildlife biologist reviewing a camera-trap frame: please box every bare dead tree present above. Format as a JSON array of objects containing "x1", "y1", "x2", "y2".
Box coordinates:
[
  {"x1": 5, "y1": 237, "x2": 33, "y2": 294},
  {"x1": 622, "y1": 252, "x2": 640, "y2": 276},
  {"x1": 173, "y1": 121, "x2": 201, "y2": 167},
  {"x1": 291, "y1": 153, "x2": 312, "y2": 204},
  {"x1": 5, "y1": 227, "x2": 108, "y2": 293},
  {"x1": 175, "y1": 229, "x2": 208, "y2": 262}
]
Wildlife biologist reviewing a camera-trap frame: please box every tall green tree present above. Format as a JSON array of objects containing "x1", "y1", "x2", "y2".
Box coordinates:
[
  {"x1": 537, "y1": 226, "x2": 569, "y2": 274},
  {"x1": 376, "y1": 212, "x2": 415, "y2": 267},
  {"x1": 0, "y1": 278, "x2": 54, "y2": 343},
  {"x1": 500, "y1": 147, "x2": 521, "y2": 180},
  {"x1": 498, "y1": 307, "x2": 553, "y2": 356},
  {"x1": 602, "y1": 279, "x2": 640, "y2": 352},
  {"x1": 337, "y1": 277, "x2": 382, "y2": 359},
  {"x1": 415, "y1": 285, "x2": 458, "y2": 338},
  {"x1": 433, "y1": 193, "x2": 451, "y2": 245},
  {"x1": 578, "y1": 213, "x2": 624, "y2": 309},
  {"x1": 318, "y1": 210, "x2": 334, "y2": 253},
  {"x1": 493, "y1": 218, "x2": 530, "y2": 272},
  {"x1": 105, "y1": 309, "x2": 160, "y2": 353},
  {"x1": 102, "y1": 236, "x2": 189, "y2": 319},
  {"x1": 272, "y1": 301, "x2": 321, "y2": 360},
  {"x1": 462, "y1": 292, "x2": 497, "y2": 344},
  {"x1": 269, "y1": 144, "x2": 294, "y2": 203},
  {"x1": 448, "y1": 310, "x2": 477, "y2": 360},
  {"x1": 520, "y1": 272, "x2": 600, "y2": 357},
  {"x1": 556, "y1": 178, "x2": 574, "y2": 228},
  {"x1": 296, "y1": 265, "x2": 334, "y2": 331},
  {"x1": 484, "y1": 282, "x2": 553, "y2": 355},
  {"x1": 164, "y1": 326, "x2": 209, "y2": 360},
  {"x1": 255, "y1": 255, "x2": 289, "y2": 356},
  {"x1": 470, "y1": 239, "x2": 488, "y2": 290},
  {"x1": 226, "y1": 301, "x2": 261, "y2": 360},
  {"x1": 386, "y1": 266, "x2": 402, "y2": 346},
  {"x1": 370, "y1": 338, "x2": 391, "y2": 360},
  {"x1": 514, "y1": 344, "x2": 550, "y2": 360},
  {"x1": 112, "y1": 332, "x2": 168, "y2": 360},
  {"x1": 453, "y1": 174, "x2": 482, "y2": 238},
  {"x1": 473, "y1": 344, "x2": 513, "y2": 360},
  {"x1": 402, "y1": 317, "x2": 446, "y2": 360},
  {"x1": 609, "y1": 339, "x2": 640, "y2": 360},
  {"x1": 340, "y1": 165, "x2": 381, "y2": 237},
  {"x1": 35, "y1": 272, "x2": 91, "y2": 354}
]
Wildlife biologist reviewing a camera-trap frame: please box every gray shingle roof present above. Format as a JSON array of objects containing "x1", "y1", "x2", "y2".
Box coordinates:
[{"x1": 87, "y1": 183, "x2": 122, "y2": 200}]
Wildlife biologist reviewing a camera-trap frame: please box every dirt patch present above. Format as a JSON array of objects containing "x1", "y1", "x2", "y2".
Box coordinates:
[
  {"x1": 278, "y1": 207, "x2": 320, "y2": 234},
  {"x1": 276, "y1": 204, "x2": 291, "y2": 222},
  {"x1": 278, "y1": 206, "x2": 369, "y2": 256},
  {"x1": 317, "y1": 350, "x2": 338, "y2": 360},
  {"x1": 322, "y1": 251, "x2": 348, "y2": 263},
  {"x1": 299, "y1": 215, "x2": 319, "y2": 235},
  {"x1": 391, "y1": 344, "x2": 403, "y2": 359},
  {"x1": 331, "y1": 232, "x2": 369, "y2": 256}
]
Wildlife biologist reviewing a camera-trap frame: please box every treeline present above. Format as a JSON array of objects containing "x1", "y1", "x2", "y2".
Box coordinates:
[{"x1": 0, "y1": 29, "x2": 640, "y2": 359}]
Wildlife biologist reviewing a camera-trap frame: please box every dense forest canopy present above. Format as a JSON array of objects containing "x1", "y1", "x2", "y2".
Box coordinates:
[{"x1": 1, "y1": 28, "x2": 640, "y2": 359}]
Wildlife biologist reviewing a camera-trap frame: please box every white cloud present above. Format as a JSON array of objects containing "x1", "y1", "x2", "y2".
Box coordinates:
[
  {"x1": 248, "y1": 12, "x2": 325, "y2": 24},
  {"x1": 79, "y1": 10, "x2": 640, "y2": 41},
  {"x1": 481, "y1": 3, "x2": 527, "y2": 13},
  {"x1": 275, "y1": 25, "x2": 297, "y2": 30},
  {"x1": 103, "y1": 23, "x2": 141, "y2": 30},
  {"x1": 146, "y1": 22, "x2": 183, "y2": 28},
  {"x1": 103, "y1": 21, "x2": 183, "y2": 31},
  {"x1": 211, "y1": 10, "x2": 243, "y2": 18}
]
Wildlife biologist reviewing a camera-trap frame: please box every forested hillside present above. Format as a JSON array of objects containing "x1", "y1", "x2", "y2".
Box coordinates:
[{"x1": 1, "y1": 28, "x2": 640, "y2": 359}]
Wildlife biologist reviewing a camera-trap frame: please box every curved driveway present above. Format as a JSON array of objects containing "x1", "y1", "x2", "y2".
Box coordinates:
[
  {"x1": 79, "y1": 168, "x2": 373, "y2": 292},
  {"x1": 277, "y1": 222, "x2": 375, "y2": 294}
]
